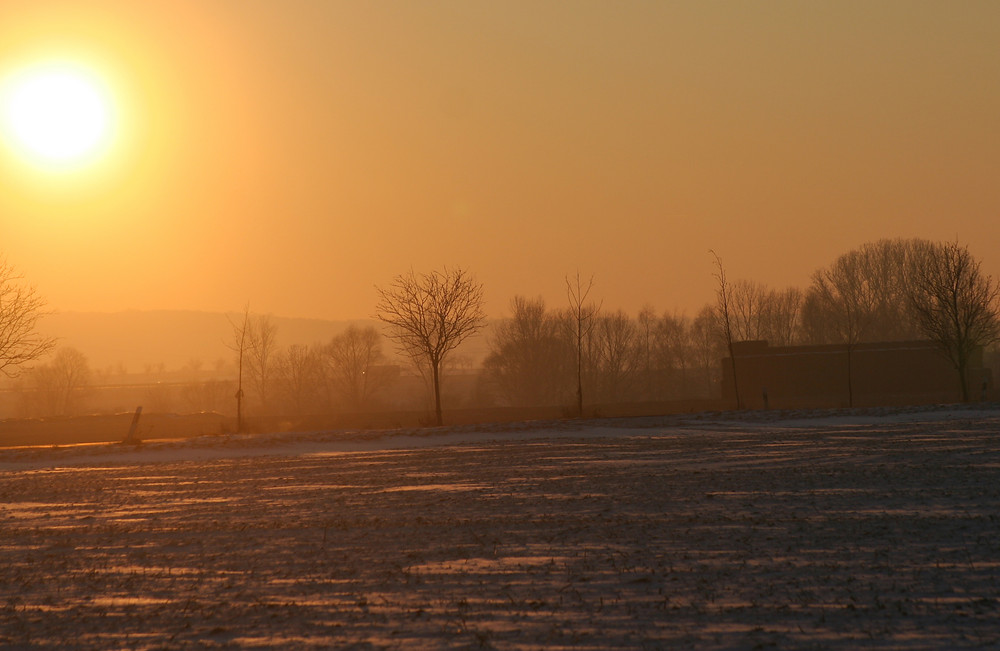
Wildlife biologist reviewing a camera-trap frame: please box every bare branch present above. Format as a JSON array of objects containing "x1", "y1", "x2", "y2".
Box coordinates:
[
  {"x1": 374, "y1": 267, "x2": 486, "y2": 425},
  {"x1": 0, "y1": 259, "x2": 56, "y2": 377},
  {"x1": 710, "y1": 251, "x2": 741, "y2": 409},
  {"x1": 565, "y1": 271, "x2": 602, "y2": 416},
  {"x1": 910, "y1": 241, "x2": 1000, "y2": 401}
]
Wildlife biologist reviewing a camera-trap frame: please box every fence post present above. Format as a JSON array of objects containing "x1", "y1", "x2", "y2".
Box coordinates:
[{"x1": 124, "y1": 406, "x2": 143, "y2": 444}]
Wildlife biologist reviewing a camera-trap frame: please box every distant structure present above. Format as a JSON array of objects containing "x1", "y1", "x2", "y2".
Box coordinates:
[{"x1": 721, "y1": 340, "x2": 992, "y2": 409}]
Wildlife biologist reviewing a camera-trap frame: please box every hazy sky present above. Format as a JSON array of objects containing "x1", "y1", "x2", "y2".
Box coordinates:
[{"x1": 1, "y1": 1, "x2": 998, "y2": 321}]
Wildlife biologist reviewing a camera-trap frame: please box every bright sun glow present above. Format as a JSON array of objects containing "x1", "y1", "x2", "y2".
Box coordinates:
[{"x1": 0, "y1": 63, "x2": 114, "y2": 169}]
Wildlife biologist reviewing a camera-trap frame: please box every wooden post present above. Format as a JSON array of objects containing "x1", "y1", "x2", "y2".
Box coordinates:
[{"x1": 124, "y1": 406, "x2": 142, "y2": 444}]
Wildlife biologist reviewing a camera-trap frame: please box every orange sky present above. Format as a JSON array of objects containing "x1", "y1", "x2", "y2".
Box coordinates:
[{"x1": 1, "y1": 1, "x2": 998, "y2": 321}]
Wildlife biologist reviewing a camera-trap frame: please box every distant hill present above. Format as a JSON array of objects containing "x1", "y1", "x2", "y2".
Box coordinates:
[
  {"x1": 36, "y1": 310, "x2": 370, "y2": 373},
  {"x1": 35, "y1": 310, "x2": 491, "y2": 373}
]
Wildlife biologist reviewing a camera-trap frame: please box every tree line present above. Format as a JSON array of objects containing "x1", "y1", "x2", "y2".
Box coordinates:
[
  {"x1": 376, "y1": 238, "x2": 1000, "y2": 422},
  {"x1": 226, "y1": 307, "x2": 399, "y2": 425},
  {"x1": 714, "y1": 239, "x2": 1000, "y2": 406},
  {"x1": 0, "y1": 237, "x2": 996, "y2": 423}
]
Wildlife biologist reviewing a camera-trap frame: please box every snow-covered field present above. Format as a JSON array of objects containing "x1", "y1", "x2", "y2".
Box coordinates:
[{"x1": 2, "y1": 406, "x2": 1000, "y2": 649}]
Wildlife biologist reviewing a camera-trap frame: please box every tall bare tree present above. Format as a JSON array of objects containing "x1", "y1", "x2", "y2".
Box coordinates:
[
  {"x1": 324, "y1": 325, "x2": 391, "y2": 411},
  {"x1": 728, "y1": 281, "x2": 803, "y2": 346},
  {"x1": 800, "y1": 239, "x2": 929, "y2": 346},
  {"x1": 861, "y1": 239, "x2": 927, "y2": 341},
  {"x1": 711, "y1": 252, "x2": 741, "y2": 409},
  {"x1": 27, "y1": 347, "x2": 91, "y2": 416},
  {"x1": 566, "y1": 272, "x2": 601, "y2": 416},
  {"x1": 804, "y1": 239, "x2": 936, "y2": 406},
  {"x1": 0, "y1": 260, "x2": 55, "y2": 377},
  {"x1": 247, "y1": 314, "x2": 278, "y2": 414},
  {"x1": 808, "y1": 249, "x2": 879, "y2": 407},
  {"x1": 656, "y1": 311, "x2": 694, "y2": 398},
  {"x1": 483, "y1": 296, "x2": 573, "y2": 408},
  {"x1": 909, "y1": 241, "x2": 1000, "y2": 401},
  {"x1": 634, "y1": 309, "x2": 692, "y2": 401},
  {"x1": 730, "y1": 279, "x2": 769, "y2": 342},
  {"x1": 227, "y1": 305, "x2": 251, "y2": 432},
  {"x1": 637, "y1": 306, "x2": 657, "y2": 400},
  {"x1": 274, "y1": 343, "x2": 323, "y2": 416},
  {"x1": 375, "y1": 267, "x2": 486, "y2": 426},
  {"x1": 758, "y1": 287, "x2": 803, "y2": 346},
  {"x1": 691, "y1": 304, "x2": 723, "y2": 399},
  {"x1": 588, "y1": 310, "x2": 642, "y2": 404}
]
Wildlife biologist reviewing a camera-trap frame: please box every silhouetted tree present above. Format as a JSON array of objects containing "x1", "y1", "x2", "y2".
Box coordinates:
[
  {"x1": 859, "y1": 239, "x2": 926, "y2": 341},
  {"x1": 730, "y1": 279, "x2": 769, "y2": 342},
  {"x1": 375, "y1": 267, "x2": 486, "y2": 426},
  {"x1": 909, "y1": 241, "x2": 1000, "y2": 401},
  {"x1": 324, "y1": 325, "x2": 391, "y2": 411},
  {"x1": 758, "y1": 287, "x2": 803, "y2": 346},
  {"x1": 247, "y1": 314, "x2": 278, "y2": 414},
  {"x1": 711, "y1": 252, "x2": 741, "y2": 409},
  {"x1": 227, "y1": 305, "x2": 251, "y2": 432},
  {"x1": 728, "y1": 280, "x2": 803, "y2": 346},
  {"x1": 808, "y1": 249, "x2": 878, "y2": 406},
  {"x1": 0, "y1": 259, "x2": 55, "y2": 377},
  {"x1": 29, "y1": 347, "x2": 91, "y2": 416},
  {"x1": 800, "y1": 239, "x2": 928, "y2": 346},
  {"x1": 691, "y1": 304, "x2": 724, "y2": 399},
  {"x1": 803, "y1": 239, "x2": 933, "y2": 406},
  {"x1": 566, "y1": 272, "x2": 601, "y2": 416},
  {"x1": 662, "y1": 311, "x2": 696, "y2": 397},
  {"x1": 274, "y1": 344, "x2": 323, "y2": 415},
  {"x1": 637, "y1": 306, "x2": 657, "y2": 400},
  {"x1": 483, "y1": 296, "x2": 573, "y2": 408},
  {"x1": 642, "y1": 310, "x2": 691, "y2": 400},
  {"x1": 181, "y1": 379, "x2": 231, "y2": 414},
  {"x1": 587, "y1": 310, "x2": 642, "y2": 404}
]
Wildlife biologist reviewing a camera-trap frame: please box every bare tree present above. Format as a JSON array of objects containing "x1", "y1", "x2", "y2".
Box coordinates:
[
  {"x1": 28, "y1": 347, "x2": 91, "y2": 416},
  {"x1": 0, "y1": 260, "x2": 55, "y2": 377},
  {"x1": 375, "y1": 267, "x2": 486, "y2": 426},
  {"x1": 909, "y1": 241, "x2": 1000, "y2": 401},
  {"x1": 566, "y1": 272, "x2": 601, "y2": 416},
  {"x1": 636, "y1": 306, "x2": 657, "y2": 400},
  {"x1": 729, "y1": 281, "x2": 802, "y2": 346},
  {"x1": 633, "y1": 310, "x2": 692, "y2": 401},
  {"x1": 731, "y1": 279, "x2": 769, "y2": 342},
  {"x1": 758, "y1": 287, "x2": 803, "y2": 346},
  {"x1": 324, "y1": 325, "x2": 391, "y2": 411},
  {"x1": 711, "y1": 251, "x2": 741, "y2": 409},
  {"x1": 274, "y1": 344, "x2": 323, "y2": 416},
  {"x1": 805, "y1": 240, "x2": 935, "y2": 405},
  {"x1": 247, "y1": 314, "x2": 278, "y2": 414},
  {"x1": 808, "y1": 250, "x2": 879, "y2": 407},
  {"x1": 691, "y1": 304, "x2": 723, "y2": 399},
  {"x1": 181, "y1": 379, "x2": 232, "y2": 414},
  {"x1": 483, "y1": 296, "x2": 573, "y2": 408},
  {"x1": 657, "y1": 311, "x2": 694, "y2": 398},
  {"x1": 226, "y1": 305, "x2": 251, "y2": 432},
  {"x1": 861, "y1": 239, "x2": 926, "y2": 341},
  {"x1": 588, "y1": 310, "x2": 642, "y2": 404},
  {"x1": 800, "y1": 239, "x2": 929, "y2": 346}
]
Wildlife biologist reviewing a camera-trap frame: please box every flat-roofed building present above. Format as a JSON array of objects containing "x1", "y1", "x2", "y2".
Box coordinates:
[{"x1": 721, "y1": 340, "x2": 991, "y2": 409}]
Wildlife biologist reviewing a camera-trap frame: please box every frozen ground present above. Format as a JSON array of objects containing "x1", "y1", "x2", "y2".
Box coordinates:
[{"x1": 2, "y1": 405, "x2": 1000, "y2": 649}]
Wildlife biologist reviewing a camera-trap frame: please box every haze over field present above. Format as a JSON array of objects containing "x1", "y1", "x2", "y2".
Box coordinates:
[
  {"x1": 33, "y1": 310, "x2": 365, "y2": 372},
  {"x1": 2, "y1": 1, "x2": 999, "y2": 322},
  {"x1": 32, "y1": 310, "x2": 491, "y2": 372}
]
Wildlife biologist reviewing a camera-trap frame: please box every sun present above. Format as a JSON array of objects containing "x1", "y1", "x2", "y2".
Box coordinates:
[{"x1": 0, "y1": 62, "x2": 114, "y2": 169}]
